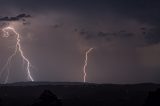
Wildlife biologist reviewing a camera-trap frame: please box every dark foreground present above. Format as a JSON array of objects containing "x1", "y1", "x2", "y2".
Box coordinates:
[{"x1": 0, "y1": 82, "x2": 160, "y2": 106}]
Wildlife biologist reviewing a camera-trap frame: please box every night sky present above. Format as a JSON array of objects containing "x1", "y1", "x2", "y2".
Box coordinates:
[{"x1": 0, "y1": 0, "x2": 160, "y2": 83}]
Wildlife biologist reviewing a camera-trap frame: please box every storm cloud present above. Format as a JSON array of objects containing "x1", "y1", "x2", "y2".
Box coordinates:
[
  {"x1": 0, "y1": 13, "x2": 31, "y2": 22},
  {"x1": 0, "y1": 0, "x2": 160, "y2": 83}
]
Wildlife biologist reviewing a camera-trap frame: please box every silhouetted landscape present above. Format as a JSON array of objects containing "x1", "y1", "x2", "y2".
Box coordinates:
[
  {"x1": 1, "y1": 0, "x2": 160, "y2": 106},
  {"x1": 0, "y1": 82, "x2": 160, "y2": 106}
]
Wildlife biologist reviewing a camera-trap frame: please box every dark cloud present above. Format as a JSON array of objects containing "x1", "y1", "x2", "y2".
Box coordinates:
[
  {"x1": 68, "y1": 0, "x2": 160, "y2": 46},
  {"x1": 76, "y1": 26, "x2": 160, "y2": 47},
  {"x1": 76, "y1": 29, "x2": 135, "y2": 44},
  {"x1": 0, "y1": 13, "x2": 31, "y2": 22},
  {"x1": 107, "y1": 0, "x2": 160, "y2": 45},
  {"x1": 22, "y1": 22, "x2": 31, "y2": 26},
  {"x1": 52, "y1": 24, "x2": 63, "y2": 29},
  {"x1": 144, "y1": 28, "x2": 160, "y2": 45}
]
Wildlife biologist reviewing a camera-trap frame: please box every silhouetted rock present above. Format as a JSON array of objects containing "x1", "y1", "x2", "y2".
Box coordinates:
[
  {"x1": 31, "y1": 90, "x2": 62, "y2": 106},
  {"x1": 144, "y1": 88, "x2": 160, "y2": 106}
]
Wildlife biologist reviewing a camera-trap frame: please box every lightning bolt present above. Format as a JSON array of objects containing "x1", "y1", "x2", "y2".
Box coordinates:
[
  {"x1": 83, "y1": 48, "x2": 93, "y2": 83},
  {"x1": 0, "y1": 27, "x2": 34, "y2": 83}
]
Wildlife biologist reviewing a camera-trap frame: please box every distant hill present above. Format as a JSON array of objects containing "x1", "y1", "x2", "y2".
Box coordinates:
[
  {"x1": 0, "y1": 81, "x2": 95, "y2": 86},
  {"x1": 0, "y1": 81, "x2": 158, "y2": 87}
]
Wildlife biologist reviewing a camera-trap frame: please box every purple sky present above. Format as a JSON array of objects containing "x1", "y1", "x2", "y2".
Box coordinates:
[{"x1": 0, "y1": 0, "x2": 160, "y2": 83}]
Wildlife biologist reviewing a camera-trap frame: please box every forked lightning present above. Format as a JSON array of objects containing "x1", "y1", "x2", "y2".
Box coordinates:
[
  {"x1": 0, "y1": 27, "x2": 34, "y2": 83},
  {"x1": 83, "y1": 48, "x2": 93, "y2": 83}
]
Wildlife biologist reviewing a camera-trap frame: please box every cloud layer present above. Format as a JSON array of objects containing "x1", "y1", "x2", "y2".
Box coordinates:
[{"x1": 0, "y1": 0, "x2": 160, "y2": 83}]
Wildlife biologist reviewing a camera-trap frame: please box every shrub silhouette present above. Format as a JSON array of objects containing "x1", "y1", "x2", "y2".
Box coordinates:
[
  {"x1": 144, "y1": 88, "x2": 160, "y2": 106},
  {"x1": 31, "y1": 90, "x2": 62, "y2": 106}
]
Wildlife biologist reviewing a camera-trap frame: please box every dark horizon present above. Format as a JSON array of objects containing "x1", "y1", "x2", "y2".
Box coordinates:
[{"x1": 0, "y1": 81, "x2": 160, "y2": 85}]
